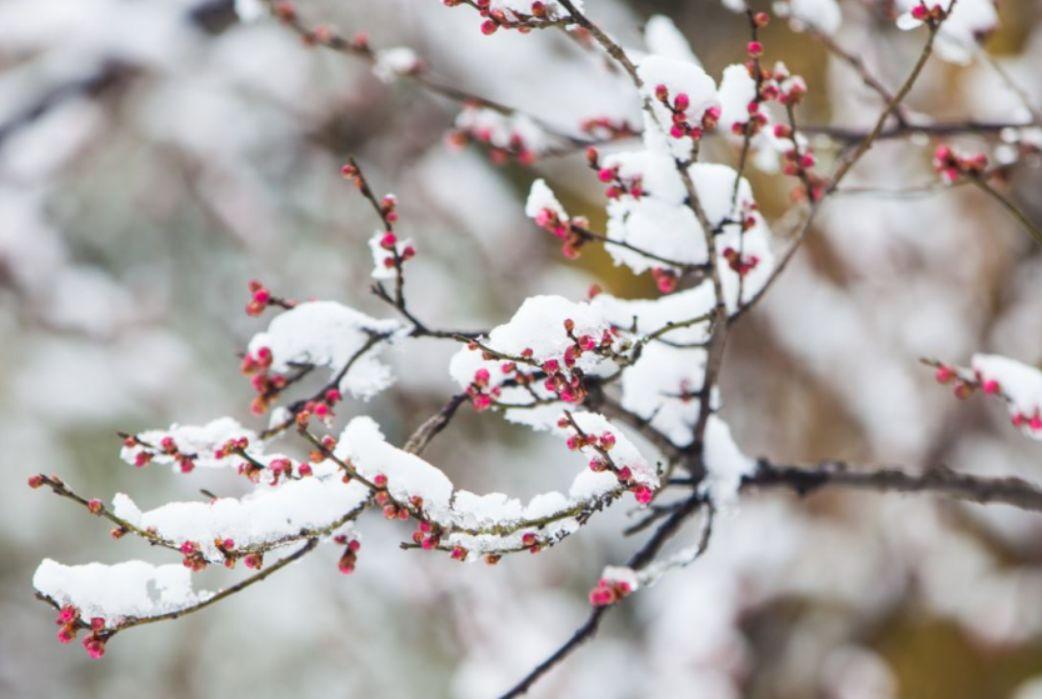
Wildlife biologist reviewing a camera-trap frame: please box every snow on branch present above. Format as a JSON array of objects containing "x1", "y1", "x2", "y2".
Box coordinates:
[
  {"x1": 118, "y1": 417, "x2": 257, "y2": 472},
  {"x1": 929, "y1": 354, "x2": 1042, "y2": 439},
  {"x1": 894, "y1": 0, "x2": 998, "y2": 64},
  {"x1": 110, "y1": 474, "x2": 368, "y2": 563}
]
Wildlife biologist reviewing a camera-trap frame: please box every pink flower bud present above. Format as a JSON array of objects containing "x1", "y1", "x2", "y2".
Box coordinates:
[{"x1": 631, "y1": 484, "x2": 654, "y2": 504}]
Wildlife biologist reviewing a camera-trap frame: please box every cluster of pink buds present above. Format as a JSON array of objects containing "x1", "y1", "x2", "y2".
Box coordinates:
[
  {"x1": 236, "y1": 456, "x2": 263, "y2": 483},
  {"x1": 631, "y1": 483, "x2": 654, "y2": 504},
  {"x1": 448, "y1": 121, "x2": 538, "y2": 166},
  {"x1": 934, "y1": 363, "x2": 992, "y2": 401},
  {"x1": 587, "y1": 147, "x2": 645, "y2": 200},
  {"x1": 159, "y1": 435, "x2": 195, "y2": 473},
  {"x1": 777, "y1": 77, "x2": 807, "y2": 107},
  {"x1": 412, "y1": 519, "x2": 443, "y2": 550},
  {"x1": 546, "y1": 322, "x2": 618, "y2": 403},
  {"x1": 375, "y1": 231, "x2": 417, "y2": 271},
  {"x1": 651, "y1": 268, "x2": 678, "y2": 294},
  {"x1": 521, "y1": 531, "x2": 543, "y2": 554},
  {"x1": 532, "y1": 207, "x2": 591, "y2": 259},
  {"x1": 653, "y1": 83, "x2": 721, "y2": 141},
  {"x1": 307, "y1": 434, "x2": 338, "y2": 467},
  {"x1": 561, "y1": 421, "x2": 654, "y2": 503},
  {"x1": 722, "y1": 247, "x2": 761, "y2": 277},
  {"x1": 467, "y1": 366, "x2": 502, "y2": 411},
  {"x1": 120, "y1": 435, "x2": 153, "y2": 468},
  {"x1": 246, "y1": 280, "x2": 273, "y2": 316},
  {"x1": 243, "y1": 552, "x2": 264, "y2": 570},
  {"x1": 446, "y1": 0, "x2": 558, "y2": 36},
  {"x1": 215, "y1": 435, "x2": 250, "y2": 462},
  {"x1": 240, "y1": 346, "x2": 273, "y2": 376},
  {"x1": 121, "y1": 434, "x2": 197, "y2": 473},
  {"x1": 339, "y1": 161, "x2": 363, "y2": 187},
  {"x1": 55, "y1": 606, "x2": 107, "y2": 658},
  {"x1": 935, "y1": 364, "x2": 1042, "y2": 430},
  {"x1": 269, "y1": 457, "x2": 301, "y2": 485},
  {"x1": 734, "y1": 98, "x2": 769, "y2": 137},
  {"x1": 372, "y1": 473, "x2": 412, "y2": 520},
  {"x1": 909, "y1": 1, "x2": 950, "y2": 23},
  {"x1": 780, "y1": 146, "x2": 825, "y2": 202},
  {"x1": 563, "y1": 426, "x2": 616, "y2": 455},
  {"x1": 296, "y1": 387, "x2": 345, "y2": 430},
  {"x1": 933, "y1": 145, "x2": 988, "y2": 184},
  {"x1": 55, "y1": 605, "x2": 79, "y2": 644},
  {"x1": 335, "y1": 535, "x2": 361, "y2": 574},
  {"x1": 379, "y1": 194, "x2": 399, "y2": 223},
  {"x1": 179, "y1": 541, "x2": 207, "y2": 572},
  {"x1": 1011, "y1": 410, "x2": 1042, "y2": 431},
  {"x1": 240, "y1": 346, "x2": 291, "y2": 415},
  {"x1": 82, "y1": 619, "x2": 107, "y2": 659},
  {"x1": 588, "y1": 577, "x2": 633, "y2": 607},
  {"x1": 215, "y1": 538, "x2": 238, "y2": 568}
]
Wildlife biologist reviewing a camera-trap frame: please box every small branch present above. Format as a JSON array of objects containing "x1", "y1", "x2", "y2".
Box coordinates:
[
  {"x1": 100, "y1": 538, "x2": 318, "y2": 637},
  {"x1": 402, "y1": 393, "x2": 468, "y2": 455},
  {"x1": 802, "y1": 118, "x2": 1037, "y2": 143},
  {"x1": 498, "y1": 490, "x2": 707, "y2": 698},
  {"x1": 497, "y1": 607, "x2": 608, "y2": 699},
  {"x1": 570, "y1": 223, "x2": 709, "y2": 275},
  {"x1": 32, "y1": 475, "x2": 179, "y2": 552},
  {"x1": 260, "y1": 329, "x2": 395, "y2": 439},
  {"x1": 974, "y1": 48, "x2": 1042, "y2": 125},
  {"x1": 968, "y1": 175, "x2": 1042, "y2": 247},
  {"x1": 261, "y1": 0, "x2": 584, "y2": 149},
  {"x1": 811, "y1": 29, "x2": 908, "y2": 126},
  {"x1": 744, "y1": 460, "x2": 1042, "y2": 512},
  {"x1": 828, "y1": 16, "x2": 946, "y2": 191}
]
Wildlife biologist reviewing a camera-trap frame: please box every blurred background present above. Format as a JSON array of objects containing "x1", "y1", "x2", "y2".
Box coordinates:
[{"x1": 3, "y1": 0, "x2": 1042, "y2": 697}]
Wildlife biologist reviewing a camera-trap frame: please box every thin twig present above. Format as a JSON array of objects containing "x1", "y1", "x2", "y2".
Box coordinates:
[{"x1": 968, "y1": 176, "x2": 1042, "y2": 247}]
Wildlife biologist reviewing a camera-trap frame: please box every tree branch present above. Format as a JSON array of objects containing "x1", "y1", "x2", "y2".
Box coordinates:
[{"x1": 744, "y1": 460, "x2": 1042, "y2": 512}]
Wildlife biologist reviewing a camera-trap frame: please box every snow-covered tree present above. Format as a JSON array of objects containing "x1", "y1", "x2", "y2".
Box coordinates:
[{"x1": 11, "y1": 0, "x2": 1042, "y2": 696}]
